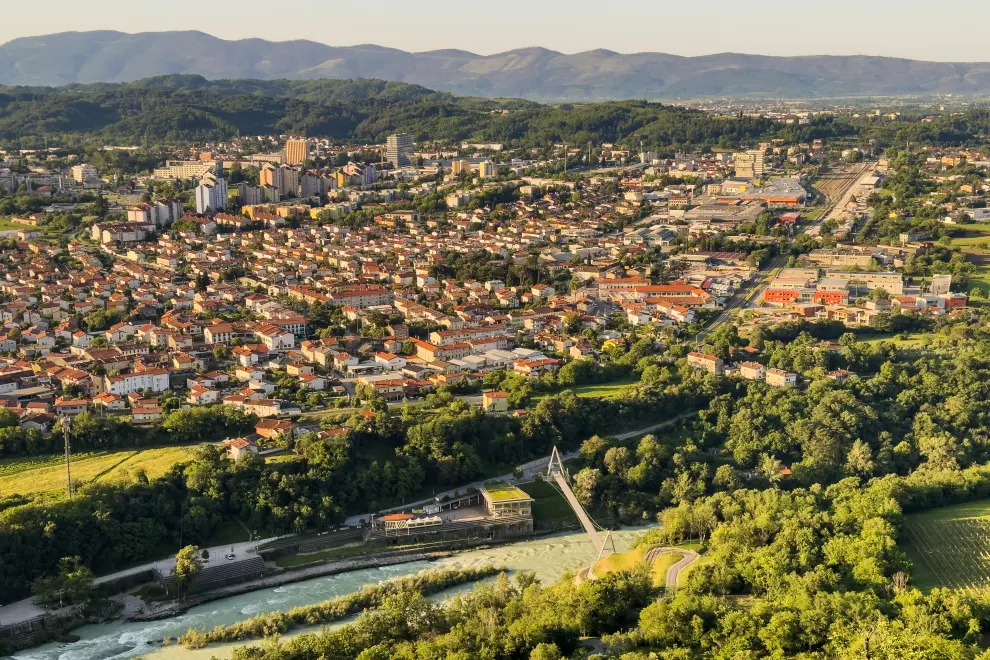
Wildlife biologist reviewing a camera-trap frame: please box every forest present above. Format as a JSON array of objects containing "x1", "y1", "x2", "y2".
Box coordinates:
[{"x1": 0, "y1": 75, "x2": 832, "y2": 150}]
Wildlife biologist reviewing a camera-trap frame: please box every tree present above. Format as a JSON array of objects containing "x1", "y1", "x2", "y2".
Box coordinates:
[
  {"x1": 846, "y1": 439, "x2": 875, "y2": 477},
  {"x1": 572, "y1": 468, "x2": 602, "y2": 506},
  {"x1": 172, "y1": 545, "x2": 205, "y2": 600},
  {"x1": 530, "y1": 643, "x2": 563, "y2": 660},
  {"x1": 32, "y1": 556, "x2": 94, "y2": 608}
]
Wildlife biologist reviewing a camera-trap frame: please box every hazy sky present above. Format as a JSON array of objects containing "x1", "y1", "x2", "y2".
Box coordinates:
[{"x1": 3, "y1": 0, "x2": 988, "y2": 62}]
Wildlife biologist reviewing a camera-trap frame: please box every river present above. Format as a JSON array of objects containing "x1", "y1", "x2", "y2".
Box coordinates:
[{"x1": 10, "y1": 527, "x2": 651, "y2": 660}]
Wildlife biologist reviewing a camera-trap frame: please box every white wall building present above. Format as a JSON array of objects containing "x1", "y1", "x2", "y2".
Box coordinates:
[
  {"x1": 104, "y1": 369, "x2": 170, "y2": 395},
  {"x1": 195, "y1": 174, "x2": 228, "y2": 214}
]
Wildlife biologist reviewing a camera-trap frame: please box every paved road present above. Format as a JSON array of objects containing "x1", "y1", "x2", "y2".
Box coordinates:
[
  {"x1": 645, "y1": 546, "x2": 701, "y2": 589},
  {"x1": 0, "y1": 537, "x2": 272, "y2": 627},
  {"x1": 698, "y1": 163, "x2": 877, "y2": 340}
]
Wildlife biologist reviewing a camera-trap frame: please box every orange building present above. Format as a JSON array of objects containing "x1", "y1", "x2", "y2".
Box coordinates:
[
  {"x1": 764, "y1": 288, "x2": 800, "y2": 304},
  {"x1": 813, "y1": 291, "x2": 849, "y2": 305}
]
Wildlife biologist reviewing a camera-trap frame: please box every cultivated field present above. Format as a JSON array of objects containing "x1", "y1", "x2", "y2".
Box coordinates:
[
  {"x1": 902, "y1": 500, "x2": 990, "y2": 591},
  {"x1": 0, "y1": 445, "x2": 198, "y2": 500}
]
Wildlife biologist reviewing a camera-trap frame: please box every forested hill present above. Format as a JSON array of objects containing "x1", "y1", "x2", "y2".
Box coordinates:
[
  {"x1": 0, "y1": 75, "x2": 843, "y2": 149},
  {"x1": 6, "y1": 31, "x2": 990, "y2": 100}
]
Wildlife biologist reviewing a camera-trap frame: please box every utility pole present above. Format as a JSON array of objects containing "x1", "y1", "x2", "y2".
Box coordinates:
[{"x1": 63, "y1": 415, "x2": 73, "y2": 498}]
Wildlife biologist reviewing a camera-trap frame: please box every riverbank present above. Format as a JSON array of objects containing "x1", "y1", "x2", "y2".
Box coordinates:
[
  {"x1": 1, "y1": 541, "x2": 507, "y2": 655},
  {"x1": 11, "y1": 527, "x2": 652, "y2": 660},
  {"x1": 128, "y1": 537, "x2": 521, "y2": 623}
]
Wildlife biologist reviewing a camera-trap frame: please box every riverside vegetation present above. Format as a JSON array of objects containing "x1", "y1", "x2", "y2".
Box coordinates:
[{"x1": 177, "y1": 566, "x2": 500, "y2": 649}]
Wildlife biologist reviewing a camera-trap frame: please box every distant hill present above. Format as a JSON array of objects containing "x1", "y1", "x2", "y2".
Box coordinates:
[
  {"x1": 1, "y1": 75, "x2": 826, "y2": 149},
  {"x1": 5, "y1": 31, "x2": 990, "y2": 100}
]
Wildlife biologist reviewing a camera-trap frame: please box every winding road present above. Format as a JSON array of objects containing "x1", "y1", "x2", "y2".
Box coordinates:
[{"x1": 645, "y1": 546, "x2": 700, "y2": 590}]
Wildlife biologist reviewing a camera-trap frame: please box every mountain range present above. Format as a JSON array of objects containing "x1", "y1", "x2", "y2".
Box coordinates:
[{"x1": 5, "y1": 30, "x2": 990, "y2": 101}]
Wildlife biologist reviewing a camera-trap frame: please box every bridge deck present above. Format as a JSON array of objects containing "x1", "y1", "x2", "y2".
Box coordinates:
[{"x1": 551, "y1": 470, "x2": 602, "y2": 550}]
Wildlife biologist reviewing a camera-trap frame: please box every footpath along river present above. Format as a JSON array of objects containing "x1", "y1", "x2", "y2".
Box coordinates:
[{"x1": 11, "y1": 527, "x2": 652, "y2": 660}]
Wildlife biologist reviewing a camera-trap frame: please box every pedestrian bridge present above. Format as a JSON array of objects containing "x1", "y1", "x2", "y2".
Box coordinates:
[{"x1": 547, "y1": 447, "x2": 614, "y2": 561}]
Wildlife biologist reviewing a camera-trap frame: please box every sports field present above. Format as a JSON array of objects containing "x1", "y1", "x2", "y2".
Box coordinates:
[
  {"x1": 0, "y1": 445, "x2": 198, "y2": 500},
  {"x1": 902, "y1": 500, "x2": 990, "y2": 591}
]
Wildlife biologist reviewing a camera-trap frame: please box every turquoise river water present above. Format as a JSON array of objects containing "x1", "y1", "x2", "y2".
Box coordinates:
[{"x1": 10, "y1": 527, "x2": 651, "y2": 660}]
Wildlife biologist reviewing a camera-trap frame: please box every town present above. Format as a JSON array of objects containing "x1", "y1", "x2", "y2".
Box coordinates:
[{"x1": 0, "y1": 129, "x2": 977, "y2": 446}]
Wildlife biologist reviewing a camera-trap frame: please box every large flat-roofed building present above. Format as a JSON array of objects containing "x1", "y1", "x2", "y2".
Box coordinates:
[
  {"x1": 386, "y1": 133, "x2": 414, "y2": 168},
  {"x1": 153, "y1": 160, "x2": 215, "y2": 180},
  {"x1": 805, "y1": 249, "x2": 878, "y2": 269},
  {"x1": 778, "y1": 268, "x2": 820, "y2": 281},
  {"x1": 482, "y1": 483, "x2": 534, "y2": 518},
  {"x1": 825, "y1": 271, "x2": 904, "y2": 295}
]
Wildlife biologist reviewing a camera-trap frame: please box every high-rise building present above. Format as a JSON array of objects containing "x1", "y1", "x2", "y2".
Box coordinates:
[
  {"x1": 478, "y1": 160, "x2": 497, "y2": 179},
  {"x1": 195, "y1": 172, "x2": 228, "y2": 214},
  {"x1": 386, "y1": 133, "x2": 414, "y2": 168},
  {"x1": 733, "y1": 150, "x2": 766, "y2": 179},
  {"x1": 237, "y1": 183, "x2": 265, "y2": 206},
  {"x1": 300, "y1": 173, "x2": 325, "y2": 198},
  {"x1": 451, "y1": 159, "x2": 470, "y2": 176},
  {"x1": 70, "y1": 164, "x2": 97, "y2": 183},
  {"x1": 260, "y1": 164, "x2": 300, "y2": 197},
  {"x1": 284, "y1": 139, "x2": 311, "y2": 166}
]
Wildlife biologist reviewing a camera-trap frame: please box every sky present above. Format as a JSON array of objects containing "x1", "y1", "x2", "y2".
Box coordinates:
[{"x1": 2, "y1": 0, "x2": 989, "y2": 62}]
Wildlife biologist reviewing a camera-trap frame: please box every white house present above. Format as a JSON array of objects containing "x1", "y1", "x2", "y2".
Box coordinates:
[
  {"x1": 373, "y1": 352, "x2": 407, "y2": 370},
  {"x1": 103, "y1": 369, "x2": 170, "y2": 395}
]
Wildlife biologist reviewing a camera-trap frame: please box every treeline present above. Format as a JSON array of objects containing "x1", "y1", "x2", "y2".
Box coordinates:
[
  {"x1": 229, "y1": 570, "x2": 655, "y2": 660},
  {"x1": 0, "y1": 405, "x2": 257, "y2": 457},
  {"x1": 7, "y1": 312, "x2": 990, "y2": 611},
  {"x1": 2, "y1": 75, "x2": 794, "y2": 150},
  {"x1": 178, "y1": 566, "x2": 501, "y2": 648}
]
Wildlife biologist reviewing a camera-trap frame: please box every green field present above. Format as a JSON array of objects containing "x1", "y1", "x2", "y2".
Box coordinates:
[
  {"x1": 856, "y1": 332, "x2": 931, "y2": 347},
  {"x1": 0, "y1": 445, "x2": 199, "y2": 500},
  {"x1": 968, "y1": 272, "x2": 990, "y2": 298},
  {"x1": 901, "y1": 500, "x2": 990, "y2": 591},
  {"x1": 593, "y1": 546, "x2": 685, "y2": 587},
  {"x1": 531, "y1": 378, "x2": 638, "y2": 404},
  {"x1": 948, "y1": 223, "x2": 990, "y2": 250},
  {"x1": 948, "y1": 224, "x2": 990, "y2": 296},
  {"x1": 518, "y1": 479, "x2": 615, "y2": 531},
  {"x1": 205, "y1": 520, "x2": 252, "y2": 547},
  {"x1": 0, "y1": 217, "x2": 25, "y2": 232},
  {"x1": 519, "y1": 479, "x2": 579, "y2": 524}
]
